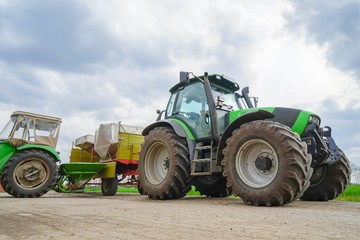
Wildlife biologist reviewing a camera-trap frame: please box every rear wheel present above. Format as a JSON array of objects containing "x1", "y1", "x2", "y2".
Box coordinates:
[
  {"x1": 194, "y1": 175, "x2": 232, "y2": 197},
  {"x1": 138, "y1": 127, "x2": 193, "y2": 199},
  {"x1": 1, "y1": 150, "x2": 57, "y2": 197},
  {"x1": 222, "y1": 121, "x2": 312, "y2": 206},
  {"x1": 101, "y1": 177, "x2": 118, "y2": 196},
  {"x1": 300, "y1": 152, "x2": 351, "y2": 201}
]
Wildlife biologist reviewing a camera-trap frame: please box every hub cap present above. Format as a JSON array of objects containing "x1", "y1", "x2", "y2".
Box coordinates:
[
  {"x1": 14, "y1": 159, "x2": 50, "y2": 189},
  {"x1": 309, "y1": 167, "x2": 326, "y2": 186},
  {"x1": 236, "y1": 139, "x2": 279, "y2": 188},
  {"x1": 145, "y1": 142, "x2": 170, "y2": 185}
]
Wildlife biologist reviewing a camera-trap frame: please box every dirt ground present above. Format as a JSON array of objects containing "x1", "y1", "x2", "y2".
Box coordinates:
[{"x1": 0, "y1": 192, "x2": 359, "y2": 240}]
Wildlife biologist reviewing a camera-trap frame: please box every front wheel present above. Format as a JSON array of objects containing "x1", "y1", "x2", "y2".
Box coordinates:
[
  {"x1": 300, "y1": 151, "x2": 351, "y2": 201},
  {"x1": 194, "y1": 175, "x2": 232, "y2": 197},
  {"x1": 222, "y1": 121, "x2": 312, "y2": 206},
  {"x1": 138, "y1": 127, "x2": 193, "y2": 199},
  {"x1": 0, "y1": 150, "x2": 58, "y2": 197}
]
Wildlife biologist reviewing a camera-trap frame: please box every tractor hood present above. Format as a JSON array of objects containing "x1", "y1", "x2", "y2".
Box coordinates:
[{"x1": 228, "y1": 107, "x2": 320, "y2": 136}]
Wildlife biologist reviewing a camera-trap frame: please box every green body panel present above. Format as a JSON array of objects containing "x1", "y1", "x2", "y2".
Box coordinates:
[
  {"x1": 228, "y1": 107, "x2": 315, "y2": 136},
  {"x1": 229, "y1": 107, "x2": 276, "y2": 123},
  {"x1": 17, "y1": 144, "x2": 61, "y2": 162},
  {"x1": 0, "y1": 142, "x2": 16, "y2": 172},
  {"x1": 291, "y1": 110, "x2": 314, "y2": 134},
  {"x1": 169, "y1": 118, "x2": 196, "y2": 141},
  {"x1": 0, "y1": 142, "x2": 60, "y2": 173}
]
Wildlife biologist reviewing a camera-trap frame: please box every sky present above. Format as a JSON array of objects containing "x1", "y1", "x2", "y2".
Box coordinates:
[{"x1": 0, "y1": 0, "x2": 359, "y2": 172}]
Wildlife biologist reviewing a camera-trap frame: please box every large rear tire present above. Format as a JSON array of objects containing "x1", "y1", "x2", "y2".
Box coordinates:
[
  {"x1": 101, "y1": 177, "x2": 118, "y2": 196},
  {"x1": 194, "y1": 175, "x2": 232, "y2": 197},
  {"x1": 222, "y1": 121, "x2": 312, "y2": 206},
  {"x1": 138, "y1": 127, "x2": 193, "y2": 199},
  {"x1": 300, "y1": 151, "x2": 351, "y2": 201},
  {"x1": 0, "y1": 150, "x2": 58, "y2": 197}
]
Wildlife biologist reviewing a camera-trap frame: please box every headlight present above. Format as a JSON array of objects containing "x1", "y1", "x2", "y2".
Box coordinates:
[{"x1": 309, "y1": 116, "x2": 321, "y2": 125}]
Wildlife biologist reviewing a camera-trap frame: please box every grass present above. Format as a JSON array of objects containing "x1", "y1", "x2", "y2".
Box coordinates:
[
  {"x1": 84, "y1": 185, "x2": 202, "y2": 195},
  {"x1": 84, "y1": 184, "x2": 360, "y2": 202},
  {"x1": 336, "y1": 184, "x2": 360, "y2": 202}
]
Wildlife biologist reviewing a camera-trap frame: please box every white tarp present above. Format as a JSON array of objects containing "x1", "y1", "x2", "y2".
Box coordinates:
[
  {"x1": 74, "y1": 134, "x2": 95, "y2": 151},
  {"x1": 94, "y1": 123, "x2": 118, "y2": 159},
  {"x1": 93, "y1": 123, "x2": 144, "y2": 160}
]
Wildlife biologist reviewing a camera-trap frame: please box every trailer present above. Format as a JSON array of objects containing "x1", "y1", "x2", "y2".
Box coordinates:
[{"x1": 54, "y1": 122, "x2": 144, "y2": 196}]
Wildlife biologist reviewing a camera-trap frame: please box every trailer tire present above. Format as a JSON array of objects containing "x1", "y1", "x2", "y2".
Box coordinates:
[
  {"x1": 0, "y1": 149, "x2": 57, "y2": 198},
  {"x1": 300, "y1": 151, "x2": 351, "y2": 201},
  {"x1": 137, "y1": 183, "x2": 145, "y2": 195},
  {"x1": 194, "y1": 175, "x2": 232, "y2": 197},
  {"x1": 139, "y1": 127, "x2": 193, "y2": 199},
  {"x1": 101, "y1": 177, "x2": 118, "y2": 196},
  {"x1": 222, "y1": 121, "x2": 312, "y2": 206}
]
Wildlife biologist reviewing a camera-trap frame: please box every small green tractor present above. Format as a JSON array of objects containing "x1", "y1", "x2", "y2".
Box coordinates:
[
  {"x1": 0, "y1": 112, "x2": 144, "y2": 197},
  {"x1": 138, "y1": 72, "x2": 351, "y2": 206},
  {"x1": 0, "y1": 111, "x2": 61, "y2": 197}
]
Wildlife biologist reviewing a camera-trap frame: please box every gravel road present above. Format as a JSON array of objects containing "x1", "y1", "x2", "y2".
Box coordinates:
[{"x1": 0, "y1": 192, "x2": 359, "y2": 240}]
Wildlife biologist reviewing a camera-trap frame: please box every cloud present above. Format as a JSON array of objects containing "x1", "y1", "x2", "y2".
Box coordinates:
[{"x1": 285, "y1": 0, "x2": 360, "y2": 78}]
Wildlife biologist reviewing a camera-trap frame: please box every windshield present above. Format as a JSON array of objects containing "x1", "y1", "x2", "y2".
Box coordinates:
[
  {"x1": 0, "y1": 117, "x2": 16, "y2": 140},
  {"x1": 211, "y1": 88, "x2": 241, "y2": 111}
]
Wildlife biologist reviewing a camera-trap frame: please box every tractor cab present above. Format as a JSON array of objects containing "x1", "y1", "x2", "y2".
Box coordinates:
[
  {"x1": 0, "y1": 111, "x2": 62, "y2": 148},
  {"x1": 164, "y1": 72, "x2": 256, "y2": 140}
]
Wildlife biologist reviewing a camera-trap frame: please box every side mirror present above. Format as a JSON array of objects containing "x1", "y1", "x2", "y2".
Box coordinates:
[
  {"x1": 156, "y1": 110, "x2": 165, "y2": 121},
  {"x1": 241, "y1": 86, "x2": 250, "y2": 95},
  {"x1": 179, "y1": 71, "x2": 189, "y2": 83},
  {"x1": 216, "y1": 96, "x2": 225, "y2": 109}
]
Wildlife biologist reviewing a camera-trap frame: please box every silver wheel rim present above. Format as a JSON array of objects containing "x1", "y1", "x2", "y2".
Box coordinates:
[
  {"x1": 145, "y1": 142, "x2": 169, "y2": 185},
  {"x1": 13, "y1": 159, "x2": 50, "y2": 189},
  {"x1": 236, "y1": 139, "x2": 279, "y2": 188}
]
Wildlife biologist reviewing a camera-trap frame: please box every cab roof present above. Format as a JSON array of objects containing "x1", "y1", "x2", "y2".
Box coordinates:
[
  {"x1": 11, "y1": 111, "x2": 62, "y2": 123},
  {"x1": 169, "y1": 73, "x2": 240, "y2": 93}
]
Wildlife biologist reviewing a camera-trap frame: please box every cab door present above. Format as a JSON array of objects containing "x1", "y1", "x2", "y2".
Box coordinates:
[{"x1": 166, "y1": 81, "x2": 212, "y2": 140}]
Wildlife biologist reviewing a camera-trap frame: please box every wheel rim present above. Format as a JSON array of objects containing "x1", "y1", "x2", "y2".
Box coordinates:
[
  {"x1": 235, "y1": 139, "x2": 279, "y2": 188},
  {"x1": 13, "y1": 158, "x2": 50, "y2": 189},
  {"x1": 309, "y1": 167, "x2": 326, "y2": 186},
  {"x1": 145, "y1": 142, "x2": 170, "y2": 185}
]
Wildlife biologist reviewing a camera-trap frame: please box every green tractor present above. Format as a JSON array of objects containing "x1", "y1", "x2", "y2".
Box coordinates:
[
  {"x1": 138, "y1": 72, "x2": 351, "y2": 206},
  {"x1": 0, "y1": 111, "x2": 61, "y2": 197}
]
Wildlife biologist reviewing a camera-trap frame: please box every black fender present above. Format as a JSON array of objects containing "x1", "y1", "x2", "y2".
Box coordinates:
[
  {"x1": 142, "y1": 120, "x2": 196, "y2": 161},
  {"x1": 216, "y1": 110, "x2": 275, "y2": 165}
]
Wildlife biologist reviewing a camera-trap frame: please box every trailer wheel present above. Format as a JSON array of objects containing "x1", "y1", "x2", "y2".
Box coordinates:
[
  {"x1": 137, "y1": 182, "x2": 145, "y2": 195},
  {"x1": 194, "y1": 175, "x2": 232, "y2": 197},
  {"x1": 138, "y1": 127, "x2": 193, "y2": 199},
  {"x1": 300, "y1": 151, "x2": 351, "y2": 201},
  {"x1": 0, "y1": 150, "x2": 57, "y2": 197},
  {"x1": 222, "y1": 121, "x2": 312, "y2": 206},
  {"x1": 101, "y1": 177, "x2": 118, "y2": 196}
]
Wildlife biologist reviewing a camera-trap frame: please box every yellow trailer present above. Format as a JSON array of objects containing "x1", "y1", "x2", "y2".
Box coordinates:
[{"x1": 54, "y1": 123, "x2": 144, "y2": 195}]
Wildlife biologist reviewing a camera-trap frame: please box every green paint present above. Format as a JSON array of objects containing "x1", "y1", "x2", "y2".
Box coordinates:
[
  {"x1": 0, "y1": 142, "x2": 16, "y2": 172},
  {"x1": 55, "y1": 163, "x2": 108, "y2": 193},
  {"x1": 227, "y1": 107, "x2": 317, "y2": 136},
  {"x1": 291, "y1": 110, "x2": 312, "y2": 135},
  {"x1": 169, "y1": 118, "x2": 196, "y2": 141},
  {"x1": 228, "y1": 107, "x2": 275, "y2": 123},
  {"x1": 18, "y1": 144, "x2": 61, "y2": 162},
  {"x1": 0, "y1": 142, "x2": 61, "y2": 172}
]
